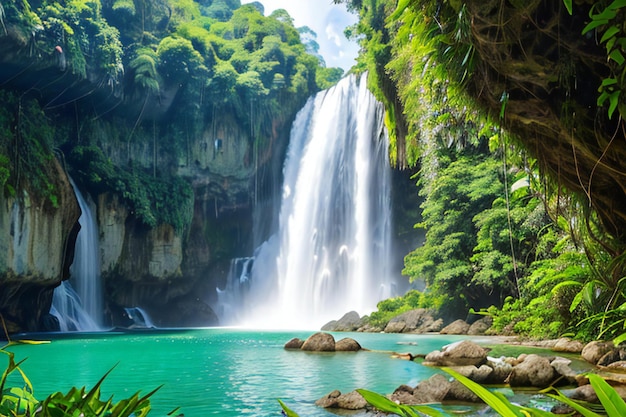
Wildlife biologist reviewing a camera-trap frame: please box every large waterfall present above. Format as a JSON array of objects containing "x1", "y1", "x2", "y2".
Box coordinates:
[
  {"x1": 219, "y1": 74, "x2": 396, "y2": 329},
  {"x1": 50, "y1": 178, "x2": 103, "y2": 331}
]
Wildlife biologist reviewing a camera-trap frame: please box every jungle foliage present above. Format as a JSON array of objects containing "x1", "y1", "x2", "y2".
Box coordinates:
[
  {"x1": 338, "y1": 0, "x2": 626, "y2": 341},
  {"x1": 0, "y1": 0, "x2": 342, "y2": 235}
]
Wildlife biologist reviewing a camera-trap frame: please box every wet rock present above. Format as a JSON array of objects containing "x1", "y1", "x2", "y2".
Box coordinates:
[
  {"x1": 321, "y1": 311, "x2": 363, "y2": 332},
  {"x1": 424, "y1": 340, "x2": 488, "y2": 367},
  {"x1": 569, "y1": 384, "x2": 598, "y2": 403},
  {"x1": 605, "y1": 360, "x2": 626, "y2": 371},
  {"x1": 446, "y1": 379, "x2": 482, "y2": 402},
  {"x1": 315, "y1": 390, "x2": 366, "y2": 410},
  {"x1": 553, "y1": 337, "x2": 584, "y2": 353},
  {"x1": 440, "y1": 319, "x2": 470, "y2": 335},
  {"x1": 390, "y1": 384, "x2": 415, "y2": 404},
  {"x1": 413, "y1": 374, "x2": 450, "y2": 403},
  {"x1": 581, "y1": 341, "x2": 614, "y2": 365},
  {"x1": 335, "y1": 337, "x2": 361, "y2": 351},
  {"x1": 507, "y1": 354, "x2": 556, "y2": 387},
  {"x1": 550, "y1": 357, "x2": 577, "y2": 384},
  {"x1": 335, "y1": 391, "x2": 367, "y2": 410},
  {"x1": 284, "y1": 338, "x2": 304, "y2": 349},
  {"x1": 597, "y1": 348, "x2": 626, "y2": 366},
  {"x1": 468, "y1": 317, "x2": 493, "y2": 335},
  {"x1": 301, "y1": 332, "x2": 335, "y2": 352},
  {"x1": 315, "y1": 390, "x2": 341, "y2": 408}
]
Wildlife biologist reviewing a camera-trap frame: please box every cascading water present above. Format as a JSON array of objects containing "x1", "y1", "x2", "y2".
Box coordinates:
[
  {"x1": 50, "y1": 178, "x2": 103, "y2": 331},
  {"x1": 219, "y1": 74, "x2": 396, "y2": 329}
]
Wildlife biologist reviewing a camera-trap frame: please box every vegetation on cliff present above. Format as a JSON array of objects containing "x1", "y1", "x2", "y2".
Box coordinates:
[
  {"x1": 338, "y1": 0, "x2": 626, "y2": 341},
  {"x1": 0, "y1": 0, "x2": 341, "y2": 227}
]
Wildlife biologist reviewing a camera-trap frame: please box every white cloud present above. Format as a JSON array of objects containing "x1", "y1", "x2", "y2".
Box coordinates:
[{"x1": 241, "y1": 0, "x2": 358, "y2": 71}]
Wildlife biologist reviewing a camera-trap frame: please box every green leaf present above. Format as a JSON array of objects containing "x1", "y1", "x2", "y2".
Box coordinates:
[
  {"x1": 588, "y1": 373, "x2": 626, "y2": 417},
  {"x1": 391, "y1": 0, "x2": 411, "y2": 20},
  {"x1": 609, "y1": 49, "x2": 626, "y2": 65},
  {"x1": 441, "y1": 368, "x2": 525, "y2": 417},
  {"x1": 356, "y1": 389, "x2": 411, "y2": 416},
  {"x1": 601, "y1": 25, "x2": 620, "y2": 43},
  {"x1": 563, "y1": 0, "x2": 572, "y2": 15},
  {"x1": 583, "y1": 19, "x2": 609, "y2": 35},
  {"x1": 602, "y1": 77, "x2": 618, "y2": 87},
  {"x1": 277, "y1": 399, "x2": 300, "y2": 417},
  {"x1": 613, "y1": 332, "x2": 626, "y2": 346}
]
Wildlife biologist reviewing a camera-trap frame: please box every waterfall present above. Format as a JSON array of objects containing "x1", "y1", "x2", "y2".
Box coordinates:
[
  {"x1": 50, "y1": 178, "x2": 103, "y2": 331},
  {"x1": 220, "y1": 74, "x2": 396, "y2": 329}
]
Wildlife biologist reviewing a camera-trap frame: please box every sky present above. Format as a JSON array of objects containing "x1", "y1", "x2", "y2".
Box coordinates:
[{"x1": 241, "y1": 0, "x2": 360, "y2": 72}]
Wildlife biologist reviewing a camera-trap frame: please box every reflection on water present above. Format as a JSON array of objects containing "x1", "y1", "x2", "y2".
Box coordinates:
[{"x1": 4, "y1": 330, "x2": 565, "y2": 416}]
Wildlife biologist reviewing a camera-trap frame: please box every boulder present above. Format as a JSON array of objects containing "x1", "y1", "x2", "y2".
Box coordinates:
[
  {"x1": 447, "y1": 365, "x2": 493, "y2": 383},
  {"x1": 390, "y1": 384, "x2": 415, "y2": 405},
  {"x1": 412, "y1": 374, "x2": 450, "y2": 403},
  {"x1": 553, "y1": 337, "x2": 584, "y2": 353},
  {"x1": 468, "y1": 317, "x2": 493, "y2": 335},
  {"x1": 440, "y1": 319, "x2": 471, "y2": 335},
  {"x1": 321, "y1": 311, "x2": 363, "y2": 332},
  {"x1": 301, "y1": 332, "x2": 335, "y2": 352},
  {"x1": 424, "y1": 340, "x2": 488, "y2": 367},
  {"x1": 284, "y1": 338, "x2": 304, "y2": 350},
  {"x1": 507, "y1": 354, "x2": 556, "y2": 387},
  {"x1": 315, "y1": 390, "x2": 366, "y2": 410},
  {"x1": 335, "y1": 337, "x2": 361, "y2": 352},
  {"x1": 384, "y1": 308, "x2": 440, "y2": 333},
  {"x1": 335, "y1": 391, "x2": 367, "y2": 410},
  {"x1": 581, "y1": 341, "x2": 614, "y2": 365},
  {"x1": 550, "y1": 357, "x2": 578, "y2": 384},
  {"x1": 486, "y1": 356, "x2": 514, "y2": 384},
  {"x1": 597, "y1": 348, "x2": 626, "y2": 367},
  {"x1": 315, "y1": 390, "x2": 341, "y2": 408},
  {"x1": 446, "y1": 380, "x2": 481, "y2": 403},
  {"x1": 384, "y1": 321, "x2": 407, "y2": 333}
]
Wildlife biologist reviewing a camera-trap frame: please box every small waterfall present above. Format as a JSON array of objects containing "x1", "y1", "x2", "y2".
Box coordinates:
[
  {"x1": 216, "y1": 257, "x2": 255, "y2": 324},
  {"x1": 219, "y1": 74, "x2": 396, "y2": 328},
  {"x1": 124, "y1": 307, "x2": 155, "y2": 328},
  {"x1": 50, "y1": 178, "x2": 103, "y2": 331}
]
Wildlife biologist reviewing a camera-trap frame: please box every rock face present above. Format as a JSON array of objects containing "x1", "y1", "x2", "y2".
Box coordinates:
[
  {"x1": 0, "y1": 159, "x2": 80, "y2": 333},
  {"x1": 383, "y1": 309, "x2": 443, "y2": 333},
  {"x1": 322, "y1": 311, "x2": 363, "y2": 332},
  {"x1": 440, "y1": 319, "x2": 471, "y2": 335}
]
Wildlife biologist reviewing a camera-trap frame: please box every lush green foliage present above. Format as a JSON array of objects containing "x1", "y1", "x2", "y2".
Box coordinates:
[
  {"x1": 68, "y1": 145, "x2": 194, "y2": 232},
  {"x1": 1, "y1": 0, "x2": 342, "y2": 246},
  {"x1": 0, "y1": 91, "x2": 60, "y2": 208},
  {"x1": 340, "y1": 0, "x2": 626, "y2": 342},
  {"x1": 367, "y1": 290, "x2": 423, "y2": 328}
]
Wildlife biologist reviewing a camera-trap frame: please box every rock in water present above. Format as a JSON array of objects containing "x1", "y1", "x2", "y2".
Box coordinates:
[
  {"x1": 301, "y1": 332, "x2": 336, "y2": 352},
  {"x1": 335, "y1": 338, "x2": 361, "y2": 351},
  {"x1": 284, "y1": 338, "x2": 305, "y2": 349}
]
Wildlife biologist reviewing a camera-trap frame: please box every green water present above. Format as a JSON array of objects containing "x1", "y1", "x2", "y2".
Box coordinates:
[{"x1": 3, "y1": 330, "x2": 549, "y2": 416}]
